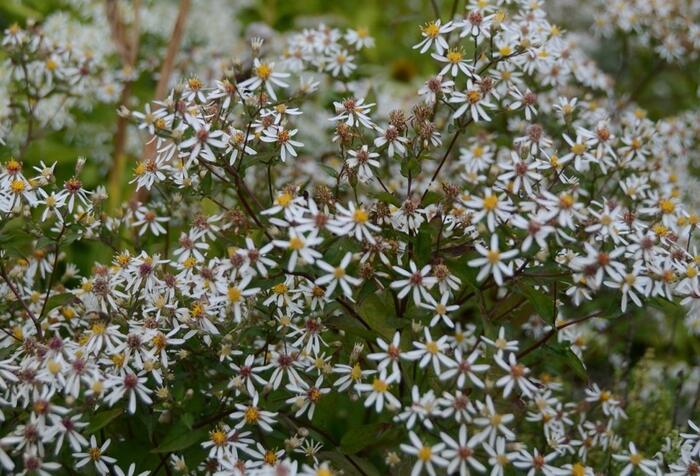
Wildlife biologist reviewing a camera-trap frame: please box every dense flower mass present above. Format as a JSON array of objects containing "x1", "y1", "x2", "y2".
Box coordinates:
[{"x1": 3, "y1": 0, "x2": 700, "y2": 474}]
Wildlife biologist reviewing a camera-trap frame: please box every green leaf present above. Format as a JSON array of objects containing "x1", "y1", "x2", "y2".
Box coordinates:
[
  {"x1": 200, "y1": 197, "x2": 220, "y2": 215},
  {"x1": 319, "y1": 163, "x2": 339, "y2": 178},
  {"x1": 86, "y1": 408, "x2": 124, "y2": 434},
  {"x1": 422, "y1": 191, "x2": 442, "y2": 205},
  {"x1": 414, "y1": 227, "x2": 434, "y2": 264},
  {"x1": 541, "y1": 342, "x2": 588, "y2": 380},
  {"x1": 340, "y1": 422, "x2": 397, "y2": 454},
  {"x1": 372, "y1": 191, "x2": 400, "y2": 207},
  {"x1": 200, "y1": 173, "x2": 213, "y2": 195},
  {"x1": 151, "y1": 427, "x2": 208, "y2": 453},
  {"x1": 517, "y1": 283, "x2": 555, "y2": 323},
  {"x1": 447, "y1": 257, "x2": 479, "y2": 289},
  {"x1": 325, "y1": 314, "x2": 376, "y2": 341},
  {"x1": 400, "y1": 157, "x2": 420, "y2": 178},
  {"x1": 35, "y1": 236, "x2": 54, "y2": 250},
  {"x1": 181, "y1": 413, "x2": 195, "y2": 430},
  {"x1": 323, "y1": 237, "x2": 359, "y2": 264},
  {"x1": 317, "y1": 451, "x2": 381, "y2": 476},
  {"x1": 357, "y1": 290, "x2": 402, "y2": 339},
  {"x1": 44, "y1": 292, "x2": 75, "y2": 311},
  {"x1": 0, "y1": 1, "x2": 43, "y2": 22}
]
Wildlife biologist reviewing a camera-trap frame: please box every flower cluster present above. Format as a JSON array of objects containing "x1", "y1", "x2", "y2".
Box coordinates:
[
  {"x1": 593, "y1": 0, "x2": 700, "y2": 64},
  {"x1": 1, "y1": 0, "x2": 700, "y2": 475},
  {"x1": 0, "y1": 20, "x2": 122, "y2": 148}
]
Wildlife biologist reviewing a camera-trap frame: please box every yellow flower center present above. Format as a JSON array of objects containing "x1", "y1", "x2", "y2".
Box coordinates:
[
  {"x1": 571, "y1": 463, "x2": 586, "y2": 476},
  {"x1": 264, "y1": 450, "x2": 278, "y2": 465},
  {"x1": 116, "y1": 254, "x2": 131, "y2": 267},
  {"x1": 487, "y1": 250, "x2": 500, "y2": 264},
  {"x1": 91, "y1": 380, "x2": 104, "y2": 395},
  {"x1": 483, "y1": 194, "x2": 498, "y2": 210},
  {"x1": 289, "y1": 237, "x2": 304, "y2": 250},
  {"x1": 446, "y1": 50, "x2": 463, "y2": 63},
  {"x1": 134, "y1": 162, "x2": 146, "y2": 176},
  {"x1": 10, "y1": 179, "x2": 25, "y2": 194},
  {"x1": 187, "y1": 78, "x2": 202, "y2": 90},
  {"x1": 210, "y1": 430, "x2": 227, "y2": 447},
  {"x1": 308, "y1": 387, "x2": 321, "y2": 402},
  {"x1": 152, "y1": 333, "x2": 167, "y2": 350},
  {"x1": 425, "y1": 341, "x2": 439, "y2": 354},
  {"x1": 418, "y1": 446, "x2": 432, "y2": 461},
  {"x1": 228, "y1": 287, "x2": 242, "y2": 302},
  {"x1": 183, "y1": 257, "x2": 197, "y2": 269},
  {"x1": 276, "y1": 193, "x2": 292, "y2": 207},
  {"x1": 47, "y1": 359, "x2": 61, "y2": 374},
  {"x1": 244, "y1": 406, "x2": 259, "y2": 423},
  {"x1": 422, "y1": 22, "x2": 440, "y2": 38},
  {"x1": 653, "y1": 224, "x2": 669, "y2": 236},
  {"x1": 571, "y1": 143, "x2": 586, "y2": 155},
  {"x1": 111, "y1": 353, "x2": 125, "y2": 368},
  {"x1": 256, "y1": 63, "x2": 272, "y2": 80},
  {"x1": 467, "y1": 90, "x2": 482, "y2": 104},
  {"x1": 353, "y1": 209, "x2": 369, "y2": 223},
  {"x1": 191, "y1": 303, "x2": 204, "y2": 318},
  {"x1": 659, "y1": 199, "x2": 675, "y2": 214},
  {"x1": 273, "y1": 283, "x2": 288, "y2": 295},
  {"x1": 88, "y1": 447, "x2": 102, "y2": 461},
  {"x1": 372, "y1": 378, "x2": 388, "y2": 393},
  {"x1": 560, "y1": 193, "x2": 574, "y2": 208}
]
